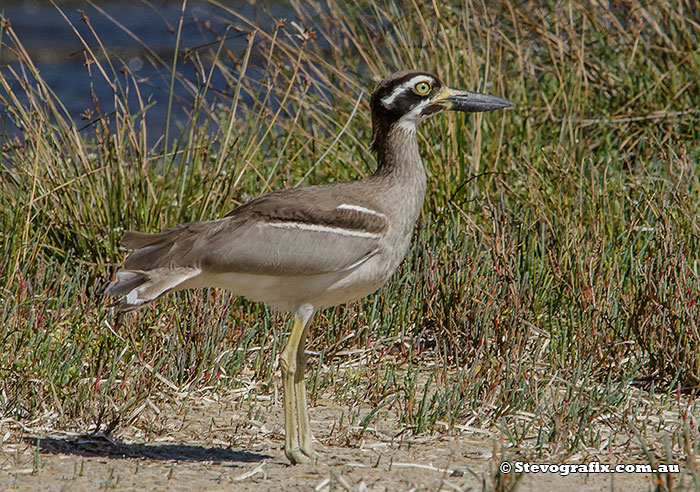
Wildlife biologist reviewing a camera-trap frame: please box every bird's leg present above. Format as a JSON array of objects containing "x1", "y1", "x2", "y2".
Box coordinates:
[
  {"x1": 279, "y1": 310, "x2": 317, "y2": 464},
  {"x1": 280, "y1": 314, "x2": 306, "y2": 464},
  {"x1": 294, "y1": 317, "x2": 318, "y2": 460}
]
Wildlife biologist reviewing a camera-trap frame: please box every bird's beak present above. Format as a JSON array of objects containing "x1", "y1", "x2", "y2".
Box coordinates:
[{"x1": 434, "y1": 87, "x2": 514, "y2": 113}]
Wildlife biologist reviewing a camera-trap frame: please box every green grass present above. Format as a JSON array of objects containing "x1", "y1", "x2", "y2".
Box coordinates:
[{"x1": 2, "y1": 0, "x2": 700, "y2": 489}]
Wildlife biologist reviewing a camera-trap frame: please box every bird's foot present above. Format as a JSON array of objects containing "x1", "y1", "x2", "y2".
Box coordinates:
[
  {"x1": 285, "y1": 446, "x2": 320, "y2": 465},
  {"x1": 301, "y1": 444, "x2": 320, "y2": 462}
]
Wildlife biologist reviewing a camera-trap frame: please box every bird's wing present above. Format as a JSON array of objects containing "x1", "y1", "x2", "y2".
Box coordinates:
[{"x1": 123, "y1": 188, "x2": 389, "y2": 277}]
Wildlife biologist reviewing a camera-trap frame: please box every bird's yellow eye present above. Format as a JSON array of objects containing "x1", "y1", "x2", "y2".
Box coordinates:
[{"x1": 414, "y1": 81, "x2": 431, "y2": 96}]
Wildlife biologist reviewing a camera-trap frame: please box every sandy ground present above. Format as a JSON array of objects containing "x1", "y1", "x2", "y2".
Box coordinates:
[{"x1": 0, "y1": 394, "x2": 660, "y2": 491}]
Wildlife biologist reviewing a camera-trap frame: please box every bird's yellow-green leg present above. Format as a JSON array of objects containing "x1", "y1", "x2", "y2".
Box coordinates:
[
  {"x1": 294, "y1": 318, "x2": 318, "y2": 460},
  {"x1": 279, "y1": 305, "x2": 317, "y2": 464}
]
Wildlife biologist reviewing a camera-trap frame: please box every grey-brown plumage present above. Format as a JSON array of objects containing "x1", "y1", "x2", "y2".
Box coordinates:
[
  {"x1": 105, "y1": 70, "x2": 513, "y2": 464},
  {"x1": 120, "y1": 188, "x2": 387, "y2": 276}
]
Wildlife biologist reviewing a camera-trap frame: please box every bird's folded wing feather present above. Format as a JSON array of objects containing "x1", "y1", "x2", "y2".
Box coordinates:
[{"x1": 123, "y1": 189, "x2": 389, "y2": 277}]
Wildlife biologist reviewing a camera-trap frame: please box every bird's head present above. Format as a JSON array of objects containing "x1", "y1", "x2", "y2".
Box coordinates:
[{"x1": 370, "y1": 70, "x2": 513, "y2": 150}]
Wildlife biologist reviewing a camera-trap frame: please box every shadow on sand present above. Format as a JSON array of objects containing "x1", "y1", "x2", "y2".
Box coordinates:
[{"x1": 25, "y1": 435, "x2": 270, "y2": 463}]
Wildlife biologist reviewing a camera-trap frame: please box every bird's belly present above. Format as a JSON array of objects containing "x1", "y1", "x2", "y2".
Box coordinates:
[{"x1": 193, "y1": 253, "x2": 397, "y2": 312}]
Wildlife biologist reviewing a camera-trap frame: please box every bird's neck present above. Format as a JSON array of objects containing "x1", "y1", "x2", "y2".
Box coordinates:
[
  {"x1": 372, "y1": 124, "x2": 425, "y2": 184},
  {"x1": 369, "y1": 124, "x2": 427, "y2": 224}
]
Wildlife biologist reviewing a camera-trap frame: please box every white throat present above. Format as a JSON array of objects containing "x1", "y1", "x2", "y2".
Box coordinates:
[{"x1": 395, "y1": 99, "x2": 432, "y2": 130}]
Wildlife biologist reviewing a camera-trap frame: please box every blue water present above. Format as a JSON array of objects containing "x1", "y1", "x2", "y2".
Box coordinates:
[{"x1": 1, "y1": 1, "x2": 290, "y2": 144}]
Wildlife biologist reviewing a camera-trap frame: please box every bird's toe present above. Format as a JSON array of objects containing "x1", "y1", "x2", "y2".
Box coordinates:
[{"x1": 285, "y1": 447, "x2": 316, "y2": 465}]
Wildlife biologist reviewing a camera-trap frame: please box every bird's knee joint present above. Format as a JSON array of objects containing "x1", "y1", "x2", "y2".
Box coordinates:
[{"x1": 280, "y1": 352, "x2": 296, "y2": 375}]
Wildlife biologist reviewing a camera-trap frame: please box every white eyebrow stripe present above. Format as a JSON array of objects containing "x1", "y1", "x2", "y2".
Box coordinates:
[
  {"x1": 336, "y1": 203, "x2": 387, "y2": 219},
  {"x1": 265, "y1": 221, "x2": 382, "y2": 239},
  {"x1": 381, "y1": 75, "x2": 434, "y2": 108}
]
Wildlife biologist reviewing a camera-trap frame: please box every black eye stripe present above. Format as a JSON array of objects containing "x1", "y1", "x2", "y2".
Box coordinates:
[
  {"x1": 420, "y1": 104, "x2": 444, "y2": 117},
  {"x1": 383, "y1": 91, "x2": 420, "y2": 110},
  {"x1": 379, "y1": 85, "x2": 410, "y2": 103}
]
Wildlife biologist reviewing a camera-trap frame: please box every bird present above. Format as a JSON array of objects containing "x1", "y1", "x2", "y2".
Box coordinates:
[{"x1": 105, "y1": 70, "x2": 513, "y2": 465}]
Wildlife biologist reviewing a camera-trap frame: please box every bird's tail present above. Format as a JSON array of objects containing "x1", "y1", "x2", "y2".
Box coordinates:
[
  {"x1": 104, "y1": 267, "x2": 200, "y2": 312},
  {"x1": 104, "y1": 228, "x2": 200, "y2": 312}
]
